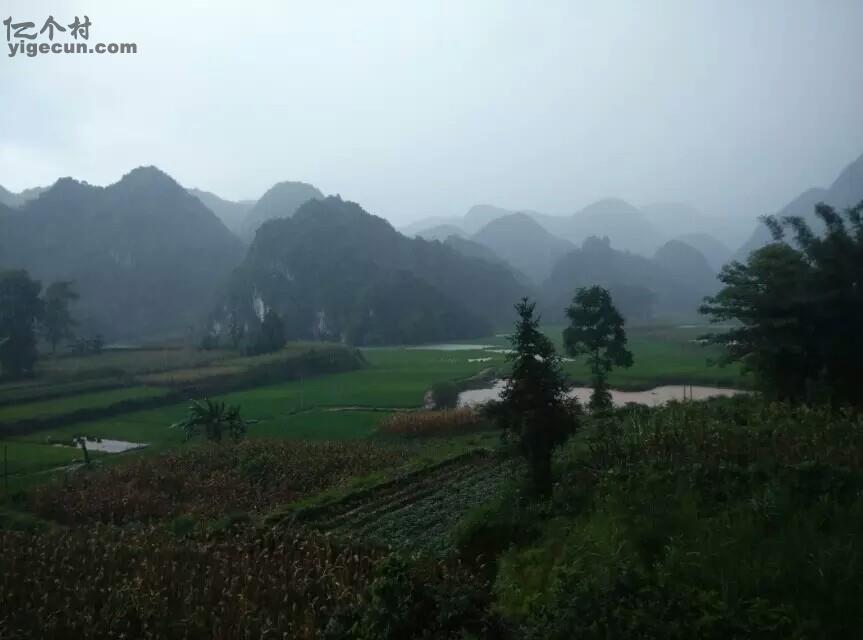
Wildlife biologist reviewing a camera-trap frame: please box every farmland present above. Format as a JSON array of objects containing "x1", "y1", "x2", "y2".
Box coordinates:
[{"x1": 0, "y1": 324, "x2": 742, "y2": 490}]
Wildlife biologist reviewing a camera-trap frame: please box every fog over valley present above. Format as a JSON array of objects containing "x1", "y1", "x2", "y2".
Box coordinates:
[{"x1": 3, "y1": 4, "x2": 863, "y2": 637}]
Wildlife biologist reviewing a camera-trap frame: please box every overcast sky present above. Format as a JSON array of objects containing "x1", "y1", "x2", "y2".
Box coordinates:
[{"x1": 1, "y1": 0, "x2": 862, "y2": 227}]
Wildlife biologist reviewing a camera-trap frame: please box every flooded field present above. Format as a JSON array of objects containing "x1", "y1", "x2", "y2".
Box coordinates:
[{"x1": 458, "y1": 381, "x2": 744, "y2": 408}]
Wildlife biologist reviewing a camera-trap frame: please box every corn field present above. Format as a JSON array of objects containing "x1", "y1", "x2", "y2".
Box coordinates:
[
  {"x1": 377, "y1": 408, "x2": 485, "y2": 437},
  {"x1": 29, "y1": 440, "x2": 413, "y2": 525}
]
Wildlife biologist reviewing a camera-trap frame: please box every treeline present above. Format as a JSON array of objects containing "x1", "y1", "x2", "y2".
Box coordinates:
[
  {"x1": 702, "y1": 201, "x2": 863, "y2": 407},
  {"x1": 0, "y1": 271, "x2": 91, "y2": 378}
]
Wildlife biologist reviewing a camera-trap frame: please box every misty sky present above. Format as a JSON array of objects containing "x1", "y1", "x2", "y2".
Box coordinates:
[{"x1": 2, "y1": 0, "x2": 862, "y2": 228}]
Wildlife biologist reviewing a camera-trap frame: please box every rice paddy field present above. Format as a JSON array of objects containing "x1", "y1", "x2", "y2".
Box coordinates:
[{"x1": 0, "y1": 324, "x2": 744, "y2": 492}]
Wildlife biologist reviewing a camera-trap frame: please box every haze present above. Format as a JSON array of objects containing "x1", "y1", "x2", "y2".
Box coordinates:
[{"x1": 2, "y1": 0, "x2": 862, "y2": 227}]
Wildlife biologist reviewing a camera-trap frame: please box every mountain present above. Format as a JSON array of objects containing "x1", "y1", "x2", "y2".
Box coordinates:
[
  {"x1": 443, "y1": 235, "x2": 506, "y2": 265},
  {"x1": 736, "y1": 152, "x2": 863, "y2": 261},
  {"x1": 443, "y1": 235, "x2": 532, "y2": 286},
  {"x1": 400, "y1": 216, "x2": 462, "y2": 237},
  {"x1": 224, "y1": 196, "x2": 530, "y2": 345},
  {"x1": 188, "y1": 188, "x2": 255, "y2": 235},
  {"x1": 402, "y1": 204, "x2": 545, "y2": 237},
  {"x1": 472, "y1": 213, "x2": 575, "y2": 284},
  {"x1": 0, "y1": 184, "x2": 46, "y2": 208},
  {"x1": 542, "y1": 236, "x2": 710, "y2": 322},
  {"x1": 242, "y1": 181, "x2": 324, "y2": 238},
  {"x1": 463, "y1": 204, "x2": 545, "y2": 234},
  {"x1": 674, "y1": 233, "x2": 732, "y2": 271},
  {"x1": 0, "y1": 166, "x2": 245, "y2": 340},
  {"x1": 414, "y1": 224, "x2": 465, "y2": 241},
  {"x1": 563, "y1": 198, "x2": 666, "y2": 256},
  {"x1": 653, "y1": 239, "x2": 718, "y2": 295}
]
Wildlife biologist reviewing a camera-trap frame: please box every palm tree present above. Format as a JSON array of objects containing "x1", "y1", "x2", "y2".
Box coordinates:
[{"x1": 170, "y1": 399, "x2": 257, "y2": 443}]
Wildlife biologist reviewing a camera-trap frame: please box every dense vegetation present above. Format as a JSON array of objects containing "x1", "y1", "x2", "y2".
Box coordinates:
[
  {"x1": 0, "y1": 167, "x2": 244, "y2": 341},
  {"x1": 224, "y1": 196, "x2": 528, "y2": 345},
  {"x1": 542, "y1": 236, "x2": 712, "y2": 322},
  {"x1": 703, "y1": 201, "x2": 863, "y2": 407}
]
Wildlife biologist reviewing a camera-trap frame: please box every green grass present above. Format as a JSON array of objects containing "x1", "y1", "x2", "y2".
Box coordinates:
[
  {"x1": 0, "y1": 441, "x2": 99, "y2": 475},
  {"x1": 479, "y1": 324, "x2": 744, "y2": 389},
  {"x1": 0, "y1": 386, "x2": 167, "y2": 424},
  {"x1": 0, "y1": 325, "x2": 743, "y2": 487}
]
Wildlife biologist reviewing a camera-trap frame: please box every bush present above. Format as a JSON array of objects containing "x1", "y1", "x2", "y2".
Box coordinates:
[
  {"x1": 452, "y1": 484, "x2": 541, "y2": 566},
  {"x1": 431, "y1": 381, "x2": 460, "y2": 409},
  {"x1": 494, "y1": 396, "x2": 863, "y2": 637},
  {"x1": 329, "y1": 554, "x2": 502, "y2": 640}
]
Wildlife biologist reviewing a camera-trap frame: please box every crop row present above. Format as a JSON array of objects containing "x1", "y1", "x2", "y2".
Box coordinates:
[
  {"x1": 29, "y1": 440, "x2": 413, "y2": 525},
  {"x1": 301, "y1": 451, "x2": 521, "y2": 555}
]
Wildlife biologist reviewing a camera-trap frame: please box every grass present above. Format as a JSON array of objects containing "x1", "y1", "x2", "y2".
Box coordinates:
[
  {"x1": 0, "y1": 325, "x2": 743, "y2": 488},
  {"x1": 0, "y1": 386, "x2": 166, "y2": 424},
  {"x1": 478, "y1": 324, "x2": 745, "y2": 389},
  {"x1": 0, "y1": 441, "x2": 99, "y2": 475}
]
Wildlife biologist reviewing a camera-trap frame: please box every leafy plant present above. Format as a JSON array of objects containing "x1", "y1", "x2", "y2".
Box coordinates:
[{"x1": 170, "y1": 398, "x2": 257, "y2": 444}]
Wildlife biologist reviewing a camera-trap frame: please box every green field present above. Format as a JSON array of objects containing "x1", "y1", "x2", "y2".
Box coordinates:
[
  {"x1": 0, "y1": 386, "x2": 167, "y2": 424},
  {"x1": 0, "y1": 324, "x2": 743, "y2": 488}
]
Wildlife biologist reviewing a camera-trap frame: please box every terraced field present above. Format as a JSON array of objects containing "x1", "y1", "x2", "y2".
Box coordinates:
[{"x1": 297, "y1": 450, "x2": 520, "y2": 555}]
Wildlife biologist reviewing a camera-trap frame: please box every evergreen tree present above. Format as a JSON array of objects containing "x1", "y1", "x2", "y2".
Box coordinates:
[{"x1": 493, "y1": 297, "x2": 576, "y2": 495}]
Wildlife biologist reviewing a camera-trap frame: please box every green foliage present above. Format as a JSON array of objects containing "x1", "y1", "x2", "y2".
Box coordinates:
[
  {"x1": 0, "y1": 270, "x2": 42, "y2": 379},
  {"x1": 495, "y1": 396, "x2": 863, "y2": 638},
  {"x1": 67, "y1": 334, "x2": 104, "y2": 355},
  {"x1": 332, "y1": 554, "x2": 501, "y2": 640},
  {"x1": 227, "y1": 196, "x2": 524, "y2": 346},
  {"x1": 492, "y1": 298, "x2": 577, "y2": 495},
  {"x1": 702, "y1": 201, "x2": 863, "y2": 407},
  {"x1": 564, "y1": 286, "x2": 633, "y2": 411},
  {"x1": 40, "y1": 281, "x2": 78, "y2": 353},
  {"x1": 451, "y1": 482, "x2": 540, "y2": 565},
  {"x1": 246, "y1": 309, "x2": 286, "y2": 355},
  {"x1": 0, "y1": 168, "x2": 245, "y2": 342},
  {"x1": 198, "y1": 332, "x2": 220, "y2": 350},
  {"x1": 170, "y1": 398, "x2": 256, "y2": 443},
  {"x1": 431, "y1": 380, "x2": 459, "y2": 408}
]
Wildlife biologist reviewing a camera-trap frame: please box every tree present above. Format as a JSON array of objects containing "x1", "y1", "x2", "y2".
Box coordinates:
[
  {"x1": 249, "y1": 309, "x2": 286, "y2": 355},
  {"x1": 563, "y1": 286, "x2": 633, "y2": 411},
  {"x1": 41, "y1": 281, "x2": 78, "y2": 353},
  {"x1": 0, "y1": 270, "x2": 43, "y2": 378},
  {"x1": 491, "y1": 298, "x2": 576, "y2": 495},
  {"x1": 702, "y1": 201, "x2": 863, "y2": 407},
  {"x1": 170, "y1": 399, "x2": 257, "y2": 444},
  {"x1": 700, "y1": 243, "x2": 815, "y2": 402}
]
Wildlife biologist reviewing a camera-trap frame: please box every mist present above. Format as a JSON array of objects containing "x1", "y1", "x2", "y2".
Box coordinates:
[{"x1": 3, "y1": 0, "x2": 862, "y2": 229}]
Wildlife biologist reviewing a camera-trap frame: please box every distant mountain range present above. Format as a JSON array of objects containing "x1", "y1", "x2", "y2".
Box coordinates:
[
  {"x1": 3, "y1": 150, "x2": 860, "y2": 344},
  {"x1": 0, "y1": 184, "x2": 47, "y2": 208},
  {"x1": 402, "y1": 198, "x2": 735, "y2": 264},
  {"x1": 187, "y1": 188, "x2": 255, "y2": 235},
  {"x1": 470, "y1": 213, "x2": 575, "y2": 284},
  {"x1": 735, "y1": 152, "x2": 863, "y2": 261},
  {"x1": 0, "y1": 167, "x2": 244, "y2": 340},
  {"x1": 240, "y1": 181, "x2": 324, "y2": 240},
  {"x1": 542, "y1": 236, "x2": 717, "y2": 323},
  {"x1": 223, "y1": 197, "x2": 530, "y2": 345}
]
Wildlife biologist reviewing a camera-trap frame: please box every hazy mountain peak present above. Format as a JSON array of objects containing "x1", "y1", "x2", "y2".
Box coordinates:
[
  {"x1": 242, "y1": 180, "x2": 324, "y2": 238},
  {"x1": 472, "y1": 212, "x2": 575, "y2": 284},
  {"x1": 828, "y1": 152, "x2": 863, "y2": 206},
  {"x1": 577, "y1": 197, "x2": 641, "y2": 216},
  {"x1": 114, "y1": 165, "x2": 183, "y2": 193}
]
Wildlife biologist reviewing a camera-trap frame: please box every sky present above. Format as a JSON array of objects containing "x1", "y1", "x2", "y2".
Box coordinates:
[{"x1": 1, "y1": 0, "x2": 862, "y2": 229}]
